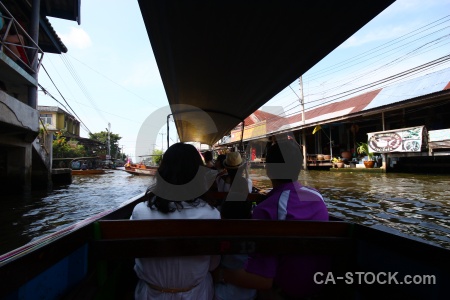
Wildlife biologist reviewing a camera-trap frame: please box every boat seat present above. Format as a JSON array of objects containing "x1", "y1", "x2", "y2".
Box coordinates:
[
  {"x1": 92, "y1": 219, "x2": 354, "y2": 259},
  {"x1": 204, "y1": 191, "x2": 267, "y2": 202}
]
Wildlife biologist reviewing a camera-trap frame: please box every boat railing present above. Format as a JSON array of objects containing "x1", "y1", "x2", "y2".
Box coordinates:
[
  {"x1": 0, "y1": 3, "x2": 44, "y2": 75},
  {"x1": 92, "y1": 219, "x2": 354, "y2": 259}
]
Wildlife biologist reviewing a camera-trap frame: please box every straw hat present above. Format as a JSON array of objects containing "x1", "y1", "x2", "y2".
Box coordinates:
[{"x1": 223, "y1": 152, "x2": 245, "y2": 169}]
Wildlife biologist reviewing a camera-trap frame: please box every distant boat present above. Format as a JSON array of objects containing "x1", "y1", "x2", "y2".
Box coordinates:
[
  {"x1": 72, "y1": 169, "x2": 106, "y2": 175},
  {"x1": 124, "y1": 161, "x2": 157, "y2": 176},
  {"x1": 70, "y1": 157, "x2": 106, "y2": 175}
]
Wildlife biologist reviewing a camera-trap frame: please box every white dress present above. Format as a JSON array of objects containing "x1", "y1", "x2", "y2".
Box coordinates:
[
  {"x1": 216, "y1": 177, "x2": 253, "y2": 193},
  {"x1": 131, "y1": 199, "x2": 221, "y2": 300}
]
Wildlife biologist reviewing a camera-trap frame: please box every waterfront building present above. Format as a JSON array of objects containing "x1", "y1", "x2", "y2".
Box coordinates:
[
  {"x1": 0, "y1": 0, "x2": 80, "y2": 194},
  {"x1": 220, "y1": 67, "x2": 450, "y2": 172},
  {"x1": 38, "y1": 106, "x2": 81, "y2": 136}
]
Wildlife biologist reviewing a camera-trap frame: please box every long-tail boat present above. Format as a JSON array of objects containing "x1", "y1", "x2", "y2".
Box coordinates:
[
  {"x1": 124, "y1": 161, "x2": 158, "y2": 176},
  {"x1": 2, "y1": 1, "x2": 449, "y2": 299}
]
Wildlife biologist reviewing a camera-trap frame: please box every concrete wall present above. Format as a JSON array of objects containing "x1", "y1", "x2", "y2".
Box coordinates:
[
  {"x1": 0, "y1": 91, "x2": 39, "y2": 133},
  {"x1": 0, "y1": 90, "x2": 40, "y2": 195},
  {"x1": 0, "y1": 136, "x2": 32, "y2": 194}
]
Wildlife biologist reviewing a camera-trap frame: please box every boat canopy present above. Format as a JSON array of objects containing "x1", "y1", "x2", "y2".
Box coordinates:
[{"x1": 138, "y1": 0, "x2": 395, "y2": 146}]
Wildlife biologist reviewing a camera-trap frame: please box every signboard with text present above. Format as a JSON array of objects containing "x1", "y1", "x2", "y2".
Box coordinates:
[
  {"x1": 367, "y1": 126, "x2": 426, "y2": 153},
  {"x1": 230, "y1": 122, "x2": 267, "y2": 143}
]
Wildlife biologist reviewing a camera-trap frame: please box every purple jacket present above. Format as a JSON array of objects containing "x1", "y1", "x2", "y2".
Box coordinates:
[{"x1": 245, "y1": 181, "x2": 329, "y2": 298}]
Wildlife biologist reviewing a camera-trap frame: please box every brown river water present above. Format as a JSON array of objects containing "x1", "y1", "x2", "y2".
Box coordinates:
[{"x1": 1, "y1": 168, "x2": 449, "y2": 255}]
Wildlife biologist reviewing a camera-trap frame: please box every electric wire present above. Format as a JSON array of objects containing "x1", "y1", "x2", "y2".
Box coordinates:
[
  {"x1": 59, "y1": 54, "x2": 109, "y2": 124},
  {"x1": 67, "y1": 54, "x2": 158, "y2": 107},
  {"x1": 276, "y1": 15, "x2": 450, "y2": 110},
  {"x1": 254, "y1": 55, "x2": 450, "y2": 127},
  {"x1": 40, "y1": 65, "x2": 93, "y2": 134},
  {"x1": 39, "y1": 84, "x2": 92, "y2": 134},
  {"x1": 306, "y1": 15, "x2": 450, "y2": 80},
  {"x1": 305, "y1": 32, "x2": 450, "y2": 100},
  {"x1": 271, "y1": 28, "x2": 450, "y2": 114}
]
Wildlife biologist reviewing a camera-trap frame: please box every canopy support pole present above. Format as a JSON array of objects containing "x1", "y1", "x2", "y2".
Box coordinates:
[{"x1": 167, "y1": 114, "x2": 172, "y2": 150}]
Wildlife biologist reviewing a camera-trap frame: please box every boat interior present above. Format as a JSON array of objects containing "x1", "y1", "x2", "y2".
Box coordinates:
[{"x1": 2, "y1": 192, "x2": 449, "y2": 299}]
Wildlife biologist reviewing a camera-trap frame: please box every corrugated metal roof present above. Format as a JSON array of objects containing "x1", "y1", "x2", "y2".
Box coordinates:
[
  {"x1": 40, "y1": 0, "x2": 81, "y2": 24},
  {"x1": 40, "y1": 16, "x2": 68, "y2": 53},
  {"x1": 277, "y1": 89, "x2": 380, "y2": 131},
  {"x1": 244, "y1": 110, "x2": 281, "y2": 126},
  {"x1": 364, "y1": 67, "x2": 450, "y2": 110},
  {"x1": 38, "y1": 105, "x2": 75, "y2": 119},
  {"x1": 246, "y1": 66, "x2": 450, "y2": 138}
]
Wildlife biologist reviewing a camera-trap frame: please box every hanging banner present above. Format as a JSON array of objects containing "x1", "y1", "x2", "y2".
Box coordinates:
[
  {"x1": 367, "y1": 126, "x2": 425, "y2": 153},
  {"x1": 230, "y1": 122, "x2": 267, "y2": 142}
]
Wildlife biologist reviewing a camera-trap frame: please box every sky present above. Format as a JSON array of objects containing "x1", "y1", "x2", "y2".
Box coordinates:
[{"x1": 38, "y1": 0, "x2": 450, "y2": 161}]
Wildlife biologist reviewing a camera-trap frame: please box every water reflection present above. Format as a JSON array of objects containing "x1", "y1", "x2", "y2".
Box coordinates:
[
  {"x1": 1, "y1": 168, "x2": 449, "y2": 255},
  {"x1": 0, "y1": 170, "x2": 154, "y2": 254},
  {"x1": 249, "y1": 169, "x2": 450, "y2": 249}
]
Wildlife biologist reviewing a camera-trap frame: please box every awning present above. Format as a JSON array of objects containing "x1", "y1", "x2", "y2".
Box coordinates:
[{"x1": 138, "y1": 0, "x2": 395, "y2": 146}]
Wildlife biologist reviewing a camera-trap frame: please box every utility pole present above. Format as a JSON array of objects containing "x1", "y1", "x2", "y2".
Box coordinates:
[
  {"x1": 159, "y1": 132, "x2": 165, "y2": 152},
  {"x1": 107, "y1": 123, "x2": 111, "y2": 160},
  {"x1": 105, "y1": 123, "x2": 111, "y2": 160},
  {"x1": 299, "y1": 76, "x2": 307, "y2": 170}
]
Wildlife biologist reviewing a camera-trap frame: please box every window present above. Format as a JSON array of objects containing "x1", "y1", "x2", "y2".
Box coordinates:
[{"x1": 40, "y1": 114, "x2": 52, "y2": 125}]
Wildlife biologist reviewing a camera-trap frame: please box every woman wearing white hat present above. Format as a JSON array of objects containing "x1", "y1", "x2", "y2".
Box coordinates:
[{"x1": 216, "y1": 152, "x2": 253, "y2": 194}]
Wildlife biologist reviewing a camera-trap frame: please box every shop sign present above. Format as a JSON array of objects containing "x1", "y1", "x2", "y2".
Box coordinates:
[{"x1": 367, "y1": 126, "x2": 425, "y2": 153}]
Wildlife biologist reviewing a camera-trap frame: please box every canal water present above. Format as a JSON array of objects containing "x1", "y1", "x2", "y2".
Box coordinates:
[{"x1": 1, "y1": 168, "x2": 450, "y2": 255}]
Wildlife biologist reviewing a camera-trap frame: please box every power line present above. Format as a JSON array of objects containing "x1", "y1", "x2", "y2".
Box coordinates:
[
  {"x1": 40, "y1": 65, "x2": 93, "y2": 134},
  {"x1": 270, "y1": 19, "x2": 450, "y2": 112},
  {"x1": 257, "y1": 55, "x2": 450, "y2": 126},
  {"x1": 306, "y1": 15, "x2": 450, "y2": 80},
  {"x1": 38, "y1": 84, "x2": 92, "y2": 134},
  {"x1": 59, "y1": 54, "x2": 109, "y2": 124},
  {"x1": 67, "y1": 54, "x2": 158, "y2": 107}
]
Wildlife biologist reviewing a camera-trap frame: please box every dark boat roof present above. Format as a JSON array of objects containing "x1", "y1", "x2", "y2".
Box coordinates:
[{"x1": 138, "y1": 0, "x2": 395, "y2": 145}]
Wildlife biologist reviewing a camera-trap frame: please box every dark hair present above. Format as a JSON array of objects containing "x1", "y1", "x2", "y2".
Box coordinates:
[
  {"x1": 203, "y1": 151, "x2": 213, "y2": 162},
  {"x1": 216, "y1": 154, "x2": 226, "y2": 167},
  {"x1": 147, "y1": 143, "x2": 205, "y2": 213},
  {"x1": 219, "y1": 163, "x2": 248, "y2": 193},
  {"x1": 159, "y1": 143, "x2": 203, "y2": 185},
  {"x1": 266, "y1": 140, "x2": 302, "y2": 181}
]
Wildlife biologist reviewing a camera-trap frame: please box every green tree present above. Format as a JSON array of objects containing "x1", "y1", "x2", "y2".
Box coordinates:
[
  {"x1": 152, "y1": 149, "x2": 163, "y2": 165},
  {"x1": 89, "y1": 131, "x2": 122, "y2": 158},
  {"x1": 52, "y1": 132, "x2": 87, "y2": 158}
]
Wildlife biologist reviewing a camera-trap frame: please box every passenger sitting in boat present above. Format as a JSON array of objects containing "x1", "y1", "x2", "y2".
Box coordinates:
[
  {"x1": 130, "y1": 142, "x2": 221, "y2": 300},
  {"x1": 216, "y1": 152, "x2": 252, "y2": 193},
  {"x1": 203, "y1": 150, "x2": 215, "y2": 168},
  {"x1": 207, "y1": 154, "x2": 227, "y2": 193},
  {"x1": 214, "y1": 138, "x2": 329, "y2": 299},
  {"x1": 214, "y1": 154, "x2": 227, "y2": 177},
  {"x1": 215, "y1": 192, "x2": 256, "y2": 300},
  {"x1": 81, "y1": 162, "x2": 87, "y2": 170}
]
